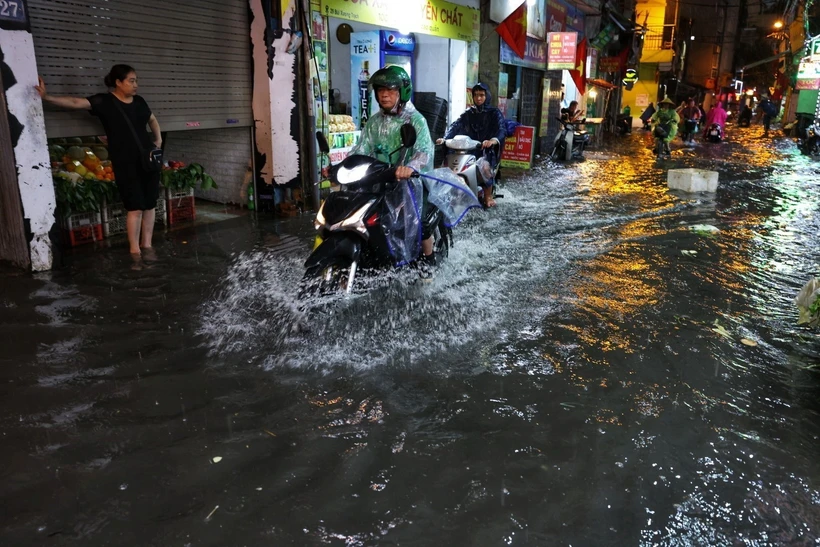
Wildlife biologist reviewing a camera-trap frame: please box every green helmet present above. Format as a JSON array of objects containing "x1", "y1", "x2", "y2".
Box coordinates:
[{"x1": 369, "y1": 65, "x2": 412, "y2": 104}]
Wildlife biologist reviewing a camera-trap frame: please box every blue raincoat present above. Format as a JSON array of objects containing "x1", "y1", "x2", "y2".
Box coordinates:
[{"x1": 443, "y1": 83, "x2": 507, "y2": 185}]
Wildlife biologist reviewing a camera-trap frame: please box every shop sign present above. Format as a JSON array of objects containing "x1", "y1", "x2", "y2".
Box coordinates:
[
  {"x1": 498, "y1": 72, "x2": 509, "y2": 116},
  {"x1": 501, "y1": 125, "x2": 536, "y2": 169},
  {"x1": 500, "y1": 36, "x2": 547, "y2": 70},
  {"x1": 810, "y1": 37, "x2": 820, "y2": 62},
  {"x1": 622, "y1": 68, "x2": 638, "y2": 86},
  {"x1": 796, "y1": 59, "x2": 820, "y2": 90},
  {"x1": 598, "y1": 55, "x2": 620, "y2": 73},
  {"x1": 547, "y1": 0, "x2": 566, "y2": 32},
  {"x1": 539, "y1": 78, "x2": 551, "y2": 137},
  {"x1": 547, "y1": 32, "x2": 576, "y2": 70},
  {"x1": 321, "y1": 0, "x2": 479, "y2": 42}
]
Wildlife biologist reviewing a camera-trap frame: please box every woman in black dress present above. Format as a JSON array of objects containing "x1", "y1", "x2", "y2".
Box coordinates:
[{"x1": 36, "y1": 64, "x2": 162, "y2": 256}]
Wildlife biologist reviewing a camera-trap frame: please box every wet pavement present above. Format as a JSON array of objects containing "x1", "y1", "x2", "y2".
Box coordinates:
[{"x1": 2, "y1": 125, "x2": 820, "y2": 546}]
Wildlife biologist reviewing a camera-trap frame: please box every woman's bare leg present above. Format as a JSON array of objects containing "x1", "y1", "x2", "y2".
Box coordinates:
[
  {"x1": 140, "y1": 208, "x2": 155, "y2": 248},
  {"x1": 126, "y1": 210, "x2": 143, "y2": 254}
]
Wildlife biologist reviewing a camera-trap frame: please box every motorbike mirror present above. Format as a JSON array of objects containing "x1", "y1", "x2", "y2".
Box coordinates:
[
  {"x1": 400, "y1": 124, "x2": 417, "y2": 148},
  {"x1": 316, "y1": 131, "x2": 330, "y2": 154}
]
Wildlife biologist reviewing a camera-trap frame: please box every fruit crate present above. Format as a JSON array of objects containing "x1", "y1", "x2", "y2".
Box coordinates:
[
  {"x1": 60, "y1": 211, "x2": 103, "y2": 247},
  {"x1": 167, "y1": 196, "x2": 196, "y2": 225},
  {"x1": 166, "y1": 187, "x2": 194, "y2": 201},
  {"x1": 102, "y1": 198, "x2": 168, "y2": 237}
]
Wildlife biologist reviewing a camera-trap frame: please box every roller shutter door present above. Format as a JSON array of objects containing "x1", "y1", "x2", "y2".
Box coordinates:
[
  {"x1": 29, "y1": 0, "x2": 252, "y2": 138},
  {"x1": 520, "y1": 68, "x2": 542, "y2": 128}
]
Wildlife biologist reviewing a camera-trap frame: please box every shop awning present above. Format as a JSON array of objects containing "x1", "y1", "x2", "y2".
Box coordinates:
[{"x1": 588, "y1": 78, "x2": 617, "y2": 90}]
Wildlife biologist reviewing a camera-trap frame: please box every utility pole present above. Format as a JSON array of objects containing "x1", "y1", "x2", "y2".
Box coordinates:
[{"x1": 0, "y1": 67, "x2": 31, "y2": 269}]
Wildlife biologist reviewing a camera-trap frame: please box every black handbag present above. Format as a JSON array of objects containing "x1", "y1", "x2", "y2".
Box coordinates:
[{"x1": 112, "y1": 98, "x2": 163, "y2": 172}]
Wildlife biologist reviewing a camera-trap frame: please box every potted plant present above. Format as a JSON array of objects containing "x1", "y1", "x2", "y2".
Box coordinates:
[
  {"x1": 53, "y1": 174, "x2": 116, "y2": 245},
  {"x1": 160, "y1": 162, "x2": 217, "y2": 225},
  {"x1": 161, "y1": 162, "x2": 217, "y2": 196}
]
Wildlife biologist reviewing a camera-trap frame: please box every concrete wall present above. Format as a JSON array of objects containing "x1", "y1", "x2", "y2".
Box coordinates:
[
  {"x1": 249, "y1": 0, "x2": 301, "y2": 188},
  {"x1": 0, "y1": 29, "x2": 54, "y2": 271},
  {"x1": 164, "y1": 127, "x2": 251, "y2": 205}
]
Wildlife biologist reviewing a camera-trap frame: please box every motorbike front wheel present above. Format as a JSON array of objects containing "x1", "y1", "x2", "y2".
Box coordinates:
[
  {"x1": 300, "y1": 259, "x2": 357, "y2": 298},
  {"x1": 550, "y1": 142, "x2": 564, "y2": 161}
]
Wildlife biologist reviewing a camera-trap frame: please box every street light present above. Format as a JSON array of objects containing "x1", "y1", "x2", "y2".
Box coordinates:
[{"x1": 773, "y1": 21, "x2": 783, "y2": 29}]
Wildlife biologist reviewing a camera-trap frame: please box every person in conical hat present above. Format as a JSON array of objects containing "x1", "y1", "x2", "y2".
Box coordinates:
[{"x1": 650, "y1": 97, "x2": 680, "y2": 153}]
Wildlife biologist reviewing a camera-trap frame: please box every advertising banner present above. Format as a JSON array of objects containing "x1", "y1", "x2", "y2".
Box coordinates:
[
  {"x1": 546, "y1": 0, "x2": 566, "y2": 32},
  {"x1": 598, "y1": 55, "x2": 621, "y2": 73},
  {"x1": 539, "y1": 78, "x2": 551, "y2": 137},
  {"x1": 322, "y1": 0, "x2": 479, "y2": 42},
  {"x1": 351, "y1": 32, "x2": 380, "y2": 130},
  {"x1": 500, "y1": 35, "x2": 547, "y2": 70},
  {"x1": 796, "y1": 60, "x2": 820, "y2": 90},
  {"x1": 547, "y1": 32, "x2": 576, "y2": 70},
  {"x1": 501, "y1": 126, "x2": 536, "y2": 169},
  {"x1": 527, "y1": 0, "x2": 547, "y2": 40}
]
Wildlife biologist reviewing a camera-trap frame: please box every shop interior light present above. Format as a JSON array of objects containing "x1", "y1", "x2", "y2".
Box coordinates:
[
  {"x1": 589, "y1": 89, "x2": 598, "y2": 98},
  {"x1": 690, "y1": 35, "x2": 695, "y2": 41},
  {"x1": 773, "y1": 21, "x2": 784, "y2": 29}
]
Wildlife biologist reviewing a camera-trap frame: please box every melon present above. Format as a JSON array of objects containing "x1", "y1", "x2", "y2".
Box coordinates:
[
  {"x1": 92, "y1": 146, "x2": 109, "y2": 161},
  {"x1": 67, "y1": 146, "x2": 85, "y2": 161},
  {"x1": 67, "y1": 137, "x2": 83, "y2": 145}
]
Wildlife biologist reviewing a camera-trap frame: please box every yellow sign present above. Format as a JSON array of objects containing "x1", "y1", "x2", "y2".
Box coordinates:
[{"x1": 321, "y1": 0, "x2": 479, "y2": 42}]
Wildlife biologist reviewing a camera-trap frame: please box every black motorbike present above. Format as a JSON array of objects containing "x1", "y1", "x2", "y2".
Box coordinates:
[
  {"x1": 704, "y1": 123, "x2": 723, "y2": 143},
  {"x1": 302, "y1": 125, "x2": 451, "y2": 296},
  {"x1": 653, "y1": 124, "x2": 671, "y2": 159},
  {"x1": 797, "y1": 119, "x2": 820, "y2": 159},
  {"x1": 550, "y1": 118, "x2": 590, "y2": 161},
  {"x1": 680, "y1": 119, "x2": 698, "y2": 144}
]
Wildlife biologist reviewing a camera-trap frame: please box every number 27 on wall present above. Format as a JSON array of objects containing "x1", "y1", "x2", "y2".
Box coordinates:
[{"x1": 0, "y1": 0, "x2": 22, "y2": 19}]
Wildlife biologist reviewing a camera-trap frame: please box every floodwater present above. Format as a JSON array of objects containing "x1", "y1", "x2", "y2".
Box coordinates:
[{"x1": 2, "y1": 126, "x2": 820, "y2": 546}]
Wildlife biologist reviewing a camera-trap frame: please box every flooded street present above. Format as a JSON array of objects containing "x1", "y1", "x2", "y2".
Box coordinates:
[{"x1": 2, "y1": 127, "x2": 820, "y2": 546}]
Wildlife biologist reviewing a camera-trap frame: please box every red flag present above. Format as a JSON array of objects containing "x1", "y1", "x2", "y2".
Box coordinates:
[
  {"x1": 496, "y1": 2, "x2": 527, "y2": 59},
  {"x1": 569, "y1": 38, "x2": 587, "y2": 95}
]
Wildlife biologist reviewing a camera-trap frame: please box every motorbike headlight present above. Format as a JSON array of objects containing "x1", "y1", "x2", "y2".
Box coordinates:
[
  {"x1": 337, "y1": 164, "x2": 370, "y2": 185},
  {"x1": 314, "y1": 202, "x2": 326, "y2": 231},
  {"x1": 330, "y1": 200, "x2": 376, "y2": 237}
]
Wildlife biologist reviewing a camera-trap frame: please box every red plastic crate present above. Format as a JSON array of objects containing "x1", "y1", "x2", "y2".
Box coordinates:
[
  {"x1": 63, "y1": 223, "x2": 104, "y2": 247},
  {"x1": 60, "y1": 212, "x2": 103, "y2": 247},
  {"x1": 166, "y1": 196, "x2": 196, "y2": 225}
]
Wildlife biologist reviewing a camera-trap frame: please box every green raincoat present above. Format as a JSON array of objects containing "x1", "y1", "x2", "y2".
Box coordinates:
[{"x1": 350, "y1": 101, "x2": 434, "y2": 173}]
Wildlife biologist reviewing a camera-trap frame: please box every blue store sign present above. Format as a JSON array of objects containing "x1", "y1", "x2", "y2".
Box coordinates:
[{"x1": 500, "y1": 36, "x2": 548, "y2": 70}]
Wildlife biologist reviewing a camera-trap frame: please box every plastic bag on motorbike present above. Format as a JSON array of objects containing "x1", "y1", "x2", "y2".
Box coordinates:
[
  {"x1": 421, "y1": 167, "x2": 481, "y2": 228},
  {"x1": 383, "y1": 177, "x2": 423, "y2": 266}
]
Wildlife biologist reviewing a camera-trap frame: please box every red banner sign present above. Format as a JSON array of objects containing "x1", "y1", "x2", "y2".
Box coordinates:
[
  {"x1": 501, "y1": 126, "x2": 536, "y2": 169},
  {"x1": 547, "y1": 32, "x2": 577, "y2": 70}
]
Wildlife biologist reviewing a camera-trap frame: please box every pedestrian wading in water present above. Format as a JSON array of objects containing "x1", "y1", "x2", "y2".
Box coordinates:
[{"x1": 36, "y1": 64, "x2": 163, "y2": 258}]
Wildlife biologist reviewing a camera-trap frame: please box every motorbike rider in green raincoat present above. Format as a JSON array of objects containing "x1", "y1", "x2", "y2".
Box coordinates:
[{"x1": 349, "y1": 65, "x2": 437, "y2": 269}]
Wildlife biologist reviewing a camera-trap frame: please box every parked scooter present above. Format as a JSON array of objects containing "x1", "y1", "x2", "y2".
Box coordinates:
[
  {"x1": 797, "y1": 119, "x2": 820, "y2": 159},
  {"x1": 439, "y1": 135, "x2": 501, "y2": 206},
  {"x1": 705, "y1": 123, "x2": 723, "y2": 143},
  {"x1": 550, "y1": 118, "x2": 589, "y2": 161}
]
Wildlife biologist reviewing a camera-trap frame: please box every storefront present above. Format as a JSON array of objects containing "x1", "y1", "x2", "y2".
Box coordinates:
[
  {"x1": 308, "y1": 0, "x2": 480, "y2": 193},
  {"x1": 27, "y1": 0, "x2": 253, "y2": 207}
]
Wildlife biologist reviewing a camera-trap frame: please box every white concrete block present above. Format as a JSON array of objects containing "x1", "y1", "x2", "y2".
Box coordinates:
[{"x1": 667, "y1": 168, "x2": 719, "y2": 192}]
